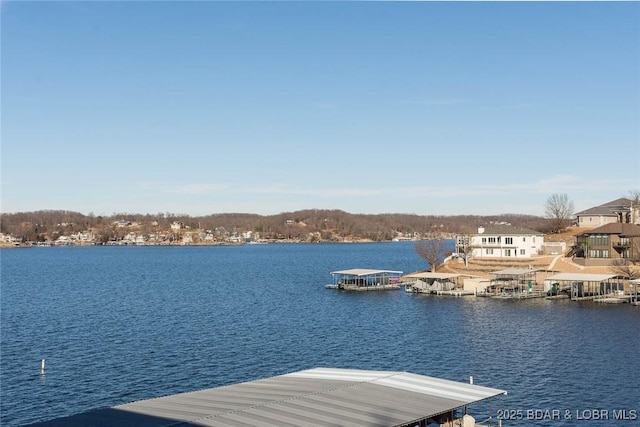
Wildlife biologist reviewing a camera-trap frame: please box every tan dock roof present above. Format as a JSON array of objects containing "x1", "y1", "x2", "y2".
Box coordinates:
[{"x1": 27, "y1": 367, "x2": 506, "y2": 427}]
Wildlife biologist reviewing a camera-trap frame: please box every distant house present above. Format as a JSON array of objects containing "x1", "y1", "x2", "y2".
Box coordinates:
[
  {"x1": 468, "y1": 224, "x2": 544, "y2": 258},
  {"x1": 575, "y1": 198, "x2": 639, "y2": 227},
  {"x1": 575, "y1": 223, "x2": 640, "y2": 262}
]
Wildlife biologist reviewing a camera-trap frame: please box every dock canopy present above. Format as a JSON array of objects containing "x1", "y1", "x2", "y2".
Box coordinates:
[
  {"x1": 329, "y1": 269, "x2": 404, "y2": 290},
  {"x1": 490, "y1": 268, "x2": 540, "y2": 294},
  {"x1": 545, "y1": 273, "x2": 622, "y2": 300},
  {"x1": 27, "y1": 367, "x2": 506, "y2": 427},
  {"x1": 402, "y1": 272, "x2": 464, "y2": 293}
]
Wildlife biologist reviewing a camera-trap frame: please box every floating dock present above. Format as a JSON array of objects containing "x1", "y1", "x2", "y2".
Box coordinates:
[{"x1": 326, "y1": 268, "x2": 403, "y2": 291}]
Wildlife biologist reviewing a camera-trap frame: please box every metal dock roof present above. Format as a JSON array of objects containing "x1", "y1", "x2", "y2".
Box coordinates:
[
  {"x1": 331, "y1": 269, "x2": 403, "y2": 276},
  {"x1": 27, "y1": 367, "x2": 506, "y2": 427},
  {"x1": 546, "y1": 273, "x2": 618, "y2": 282}
]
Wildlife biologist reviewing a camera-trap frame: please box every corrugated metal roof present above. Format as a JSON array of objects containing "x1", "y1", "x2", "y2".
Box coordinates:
[{"x1": 26, "y1": 368, "x2": 506, "y2": 427}]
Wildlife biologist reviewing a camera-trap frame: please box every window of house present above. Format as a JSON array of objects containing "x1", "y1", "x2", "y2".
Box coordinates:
[
  {"x1": 486, "y1": 248, "x2": 493, "y2": 255},
  {"x1": 488, "y1": 237, "x2": 496, "y2": 244},
  {"x1": 504, "y1": 249, "x2": 511, "y2": 256},
  {"x1": 482, "y1": 237, "x2": 486, "y2": 244},
  {"x1": 520, "y1": 249, "x2": 526, "y2": 255},
  {"x1": 589, "y1": 235, "x2": 609, "y2": 246},
  {"x1": 505, "y1": 237, "x2": 513, "y2": 244},
  {"x1": 589, "y1": 249, "x2": 611, "y2": 258}
]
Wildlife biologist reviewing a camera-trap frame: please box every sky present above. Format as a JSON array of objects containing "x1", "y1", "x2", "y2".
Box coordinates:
[{"x1": 2, "y1": 1, "x2": 639, "y2": 218}]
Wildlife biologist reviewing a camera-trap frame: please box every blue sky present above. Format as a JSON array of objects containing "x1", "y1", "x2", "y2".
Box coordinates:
[{"x1": 2, "y1": 1, "x2": 639, "y2": 217}]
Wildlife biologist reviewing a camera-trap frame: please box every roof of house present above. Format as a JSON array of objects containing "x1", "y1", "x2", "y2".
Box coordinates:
[
  {"x1": 575, "y1": 198, "x2": 633, "y2": 216},
  {"x1": 26, "y1": 368, "x2": 507, "y2": 427},
  {"x1": 474, "y1": 224, "x2": 543, "y2": 236},
  {"x1": 578, "y1": 223, "x2": 640, "y2": 237}
]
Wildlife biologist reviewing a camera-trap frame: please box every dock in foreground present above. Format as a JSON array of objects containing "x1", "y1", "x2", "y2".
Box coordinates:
[{"x1": 26, "y1": 367, "x2": 506, "y2": 427}]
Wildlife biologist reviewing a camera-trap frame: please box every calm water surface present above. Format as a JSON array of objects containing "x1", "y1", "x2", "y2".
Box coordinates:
[{"x1": 1, "y1": 244, "x2": 638, "y2": 426}]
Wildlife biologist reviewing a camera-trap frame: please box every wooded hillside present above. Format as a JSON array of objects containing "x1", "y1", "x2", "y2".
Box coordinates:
[{"x1": 0, "y1": 209, "x2": 551, "y2": 243}]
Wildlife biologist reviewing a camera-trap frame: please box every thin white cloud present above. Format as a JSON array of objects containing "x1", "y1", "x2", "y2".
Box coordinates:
[{"x1": 135, "y1": 174, "x2": 636, "y2": 205}]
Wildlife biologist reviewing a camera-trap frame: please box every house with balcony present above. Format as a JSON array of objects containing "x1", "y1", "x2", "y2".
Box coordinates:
[
  {"x1": 574, "y1": 197, "x2": 639, "y2": 227},
  {"x1": 574, "y1": 223, "x2": 640, "y2": 265},
  {"x1": 468, "y1": 224, "x2": 544, "y2": 259}
]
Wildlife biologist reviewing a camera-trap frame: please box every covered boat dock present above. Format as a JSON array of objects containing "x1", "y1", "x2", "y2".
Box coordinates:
[
  {"x1": 489, "y1": 268, "x2": 543, "y2": 298},
  {"x1": 544, "y1": 273, "x2": 624, "y2": 301},
  {"x1": 26, "y1": 367, "x2": 506, "y2": 427},
  {"x1": 326, "y1": 268, "x2": 403, "y2": 291},
  {"x1": 402, "y1": 272, "x2": 474, "y2": 295},
  {"x1": 631, "y1": 279, "x2": 640, "y2": 306}
]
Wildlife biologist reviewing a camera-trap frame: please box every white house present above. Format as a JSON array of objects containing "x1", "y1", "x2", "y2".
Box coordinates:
[{"x1": 469, "y1": 224, "x2": 544, "y2": 258}]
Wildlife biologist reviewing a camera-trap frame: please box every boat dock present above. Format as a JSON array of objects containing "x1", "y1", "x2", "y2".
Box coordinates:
[
  {"x1": 26, "y1": 367, "x2": 506, "y2": 427},
  {"x1": 326, "y1": 268, "x2": 403, "y2": 291}
]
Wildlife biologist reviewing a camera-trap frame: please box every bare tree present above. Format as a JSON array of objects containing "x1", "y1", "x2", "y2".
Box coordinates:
[
  {"x1": 629, "y1": 190, "x2": 640, "y2": 224},
  {"x1": 454, "y1": 234, "x2": 472, "y2": 266},
  {"x1": 415, "y1": 239, "x2": 452, "y2": 272},
  {"x1": 609, "y1": 259, "x2": 640, "y2": 280},
  {"x1": 544, "y1": 193, "x2": 574, "y2": 233}
]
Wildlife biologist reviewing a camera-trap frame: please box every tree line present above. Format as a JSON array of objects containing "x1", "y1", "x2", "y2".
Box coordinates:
[{"x1": 0, "y1": 209, "x2": 551, "y2": 244}]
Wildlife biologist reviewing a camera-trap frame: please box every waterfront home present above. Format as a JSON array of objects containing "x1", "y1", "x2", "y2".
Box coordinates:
[
  {"x1": 575, "y1": 197, "x2": 639, "y2": 227},
  {"x1": 574, "y1": 223, "x2": 640, "y2": 265},
  {"x1": 467, "y1": 224, "x2": 544, "y2": 259}
]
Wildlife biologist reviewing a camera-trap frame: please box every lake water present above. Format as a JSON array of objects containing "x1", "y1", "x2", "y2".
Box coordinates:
[{"x1": 1, "y1": 243, "x2": 638, "y2": 426}]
